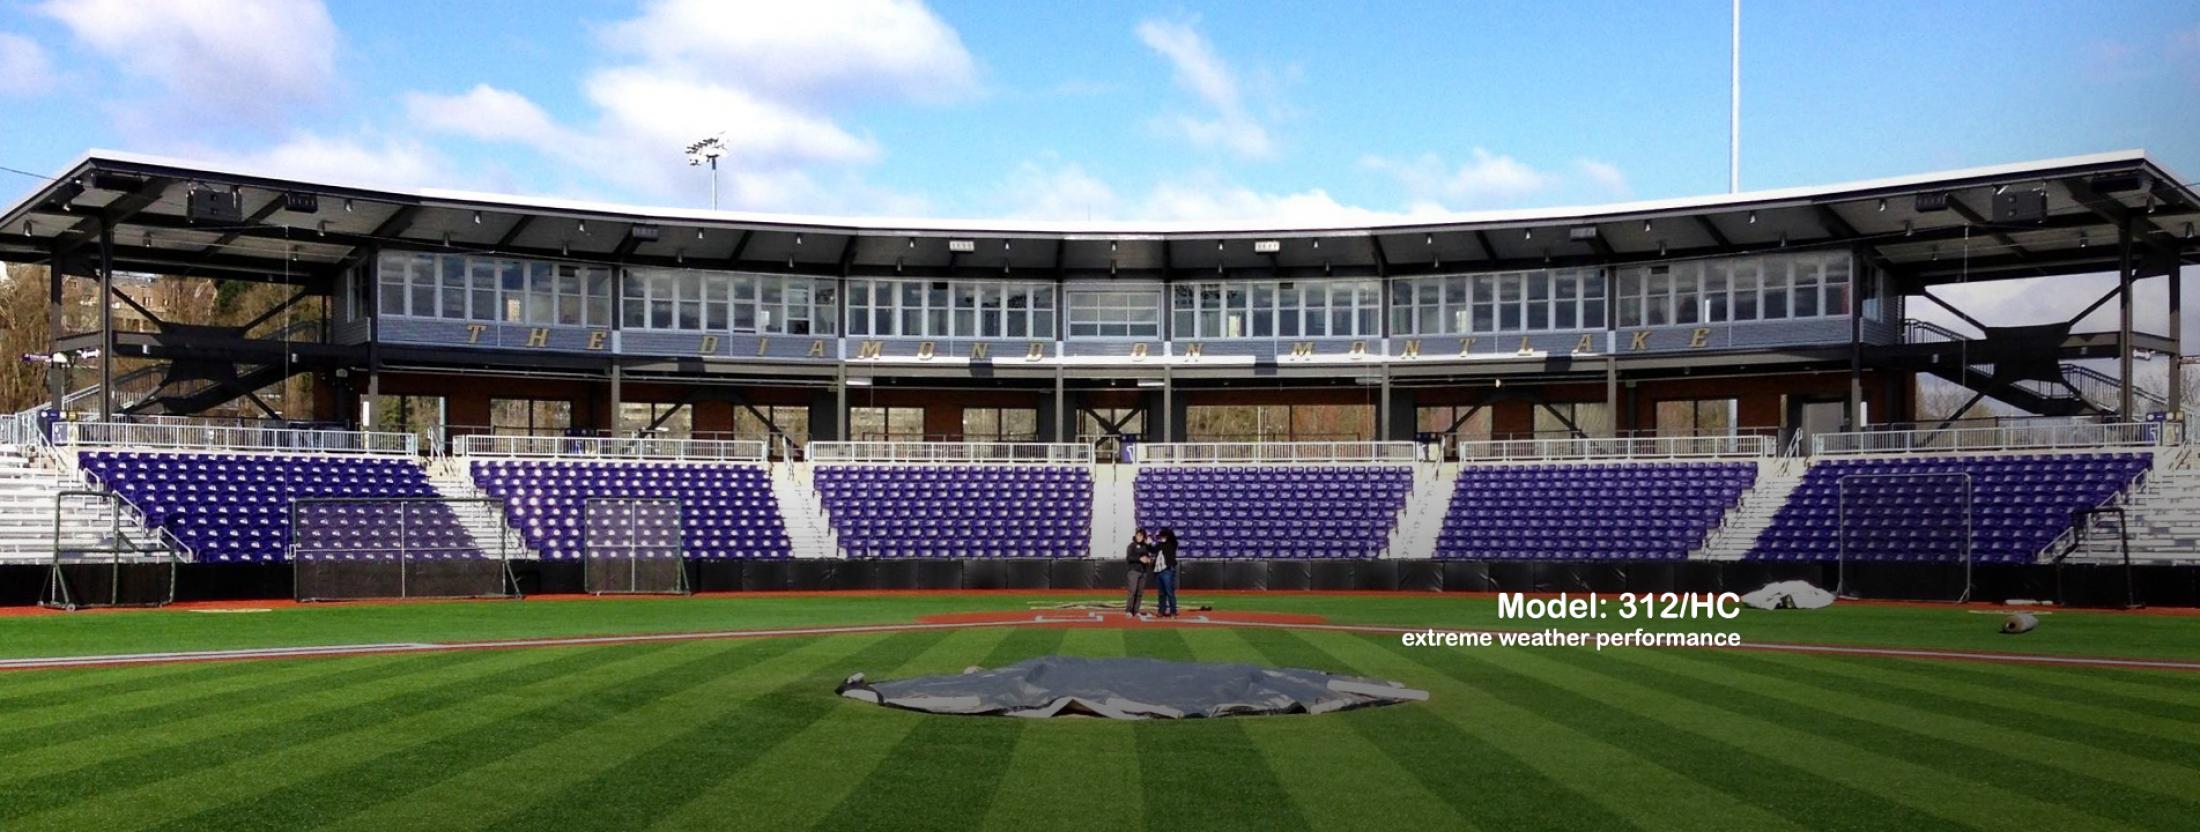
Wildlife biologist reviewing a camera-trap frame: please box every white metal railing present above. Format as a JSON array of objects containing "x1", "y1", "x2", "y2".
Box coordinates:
[
  {"x1": 1455, "y1": 434, "x2": 1774, "y2": 462},
  {"x1": 55, "y1": 421, "x2": 419, "y2": 455},
  {"x1": 806, "y1": 441, "x2": 1092, "y2": 465},
  {"x1": 1812, "y1": 421, "x2": 2167, "y2": 456},
  {"x1": 453, "y1": 433, "x2": 767, "y2": 462},
  {"x1": 1135, "y1": 441, "x2": 1418, "y2": 465}
]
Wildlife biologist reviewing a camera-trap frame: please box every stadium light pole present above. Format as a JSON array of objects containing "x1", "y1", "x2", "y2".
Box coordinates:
[
  {"x1": 1730, "y1": 0, "x2": 1741, "y2": 193},
  {"x1": 685, "y1": 136, "x2": 726, "y2": 210}
]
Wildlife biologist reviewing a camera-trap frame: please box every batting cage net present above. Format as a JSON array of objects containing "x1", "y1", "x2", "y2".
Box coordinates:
[
  {"x1": 583, "y1": 497, "x2": 689, "y2": 595},
  {"x1": 40, "y1": 490, "x2": 183, "y2": 610},
  {"x1": 1837, "y1": 471, "x2": 1973, "y2": 602},
  {"x1": 291, "y1": 497, "x2": 520, "y2": 602}
]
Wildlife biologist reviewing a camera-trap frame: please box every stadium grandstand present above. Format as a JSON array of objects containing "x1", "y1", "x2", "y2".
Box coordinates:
[{"x1": 0, "y1": 148, "x2": 2196, "y2": 607}]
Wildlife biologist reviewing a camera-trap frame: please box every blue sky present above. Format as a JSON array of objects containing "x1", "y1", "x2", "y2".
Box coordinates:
[{"x1": 2, "y1": 0, "x2": 2196, "y2": 223}]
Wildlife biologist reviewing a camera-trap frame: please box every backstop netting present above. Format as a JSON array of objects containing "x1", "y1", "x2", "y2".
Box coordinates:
[
  {"x1": 291, "y1": 497, "x2": 520, "y2": 602},
  {"x1": 1837, "y1": 472, "x2": 1973, "y2": 602},
  {"x1": 41, "y1": 490, "x2": 182, "y2": 610},
  {"x1": 583, "y1": 497, "x2": 689, "y2": 595}
]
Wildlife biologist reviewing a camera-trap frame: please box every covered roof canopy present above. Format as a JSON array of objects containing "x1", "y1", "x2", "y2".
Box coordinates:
[{"x1": 1, "y1": 149, "x2": 2193, "y2": 287}]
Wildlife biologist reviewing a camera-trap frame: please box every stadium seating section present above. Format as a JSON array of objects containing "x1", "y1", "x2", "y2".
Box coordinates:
[
  {"x1": 1748, "y1": 452, "x2": 2150, "y2": 563},
  {"x1": 469, "y1": 460, "x2": 790, "y2": 559},
  {"x1": 1435, "y1": 462, "x2": 1755, "y2": 560},
  {"x1": 80, "y1": 451, "x2": 450, "y2": 563},
  {"x1": 1135, "y1": 466, "x2": 1411, "y2": 558},
  {"x1": 816, "y1": 465, "x2": 1090, "y2": 557}
]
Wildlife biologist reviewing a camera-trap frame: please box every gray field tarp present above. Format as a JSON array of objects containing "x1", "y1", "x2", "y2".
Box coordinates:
[{"x1": 837, "y1": 655, "x2": 1429, "y2": 719}]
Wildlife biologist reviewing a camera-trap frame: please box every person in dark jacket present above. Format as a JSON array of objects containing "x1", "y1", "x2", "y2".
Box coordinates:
[
  {"x1": 1153, "y1": 527, "x2": 1181, "y2": 617},
  {"x1": 1124, "y1": 529, "x2": 1153, "y2": 616}
]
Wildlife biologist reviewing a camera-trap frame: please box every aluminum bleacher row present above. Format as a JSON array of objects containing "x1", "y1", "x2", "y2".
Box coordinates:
[
  {"x1": 1135, "y1": 466, "x2": 1412, "y2": 558},
  {"x1": 1435, "y1": 462, "x2": 1756, "y2": 560},
  {"x1": 468, "y1": 460, "x2": 790, "y2": 559},
  {"x1": 79, "y1": 451, "x2": 457, "y2": 563},
  {"x1": 1748, "y1": 452, "x2": 2151, "y2": 563},
  {"x1": 816, "y1": 466, "x2": 1090, "y2": 557}
]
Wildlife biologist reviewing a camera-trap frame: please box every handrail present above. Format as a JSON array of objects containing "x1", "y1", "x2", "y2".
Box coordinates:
[
  {"x1": 55, "y1": 421, "x2": 418, "y2": 455},
  {"x1": 1135, "y1": 441, "x2": 1417, "y2": 465},
  {"x1": 1812, "y1": 421, "x2": 2165, "y2": 455},
  {"x1": 807, "y1": 441, "x2": 1092, "y2": 465},
  {"x1": 454, "y1": 433, "x2": 767, "y2": 462},
  {"x1": 1454, "y1": 434, "x2": 1773, "y2": 462}
]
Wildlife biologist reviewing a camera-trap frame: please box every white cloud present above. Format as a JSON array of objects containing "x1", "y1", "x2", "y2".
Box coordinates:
[
  {"x1": 37, "y1": 0, "x2": 337, "y2": 122},
  {"x1": 1361, "y1": 149, "x2": 1553, "y2": 207},
  {"x1": 1135, "y1": 17, "x2": 1275, "y2": 159},
  {"x1": 1574, "y1": 158, "x2": 1630, "y2": 197},
  {"x1": 0, "y1": 32, "x2": 55, "y2": 96},
  {"x1": 600, "y1": 0, "x2": 979, "y2": 105},
  {"x1": 213, "y1": 133, "x2": 458, "y2": 192},
  {"x1": 401, "y1": 0, "x2": 971, "y2": 213},
  {"x1": 991, "y1": 161, "x2": 1442, "y2": 224}
]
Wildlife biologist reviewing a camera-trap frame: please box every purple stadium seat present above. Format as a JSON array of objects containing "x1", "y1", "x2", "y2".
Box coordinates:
[
  {"x1": 1433, "y1": 461, "x2": 1755, "y2": 561},
  {"x1": 78, "y1": 451, "x2": 454, "y2": 563},
  {"x1": 815, "y1": 465, "x2": 1091, "y2": 558},
  {"x1": 467, "y1": 459, "x2": 791, "y2": 560},
  {"x1": 1135, "y1": 466, "x2": 1411, "y2": 559},
  {"x1": 1745, "y1": 452, "x2": 2150, "y2": 564}
]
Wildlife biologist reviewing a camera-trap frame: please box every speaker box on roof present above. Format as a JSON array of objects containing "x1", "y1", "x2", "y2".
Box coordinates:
[
  {"x1": 187, "y1": 187, "x2": 245, "y2": 223},
  {"x1": 1992, "y1": 189, "x2": 2048, "y2": 223}
]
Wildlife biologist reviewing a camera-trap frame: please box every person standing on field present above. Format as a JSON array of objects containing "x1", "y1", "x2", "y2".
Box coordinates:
[{"x1": 1124, "y1": 528, "x2": 1153, "y2": 617}]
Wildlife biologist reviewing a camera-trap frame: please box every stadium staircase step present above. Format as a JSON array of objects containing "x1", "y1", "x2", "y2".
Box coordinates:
[
  {"x1": 1386, "y1": 462, "x2": 1457, "y2": 558},
  {"x1": 425, "y1": 464, "x2": 530, "y2": 559},
  {"x1": 775, "y1": 464, "x2": 839, "y2": 559},
  {"x1": 0, "y1": 446, "x2": 176, "y2": 562},
  {"x1": 2061, "y1": 451, "x2": 2200, "y2": 564},
  {"x1": 1091, "y1": 465, "x2": 1137, "y2": 558},
  {"x1": 1695, "y1": 458, "x2": 1807, "y2": 560}
]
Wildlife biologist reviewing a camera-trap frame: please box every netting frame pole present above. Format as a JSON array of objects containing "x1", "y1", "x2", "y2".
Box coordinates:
[
  {"x1": 42, "y1": 489, "x2": 179, "y2": 611},
  {"x1": 1837, "y1": 471, "x2": 1973, "y2": 604},
  {"x1": 582, "y1": 496, "x2": 690, "y2": 596},
  {"x1": 290, "y1": 496, "x2": 521, "y2": 603}
]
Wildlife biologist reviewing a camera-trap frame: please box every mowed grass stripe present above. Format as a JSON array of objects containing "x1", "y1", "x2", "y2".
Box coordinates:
[
  {"x1": 0, "y1": 659, "x2": 255, "y2": 710},
  {"x1": 1201, "y1": 629, "x2": 1475, "y2": 832},
  {"x1": 1487, "y1": 644, "x2": 2116, "y2": 831},
  {"x1": 1818, "y1": 655, "x2": 2200, "y2": 735},
  {"x1": 1590, "y1": 648, "x2": 2200, "y2": 825},
  {"x1": 306, "y1": 632, "x2": 900, "y2": 832},
  {"x1": 809, "y1": 628, "x2": 1071, "y2": 831},
  {"x1": 475, "y1": 630, "x2": 965, "y2": 832},
  {"x1": 979, "y1": 628, "x2": 1144, "y2": 832},
  {"x1": 1719, "y1": 650, "x2": 2200, "y2": 765},
  {"x1": 1126, "y1": 628, "x2": 1311, "y2": 832},
  {"x1": 1311, "y1": 631, "x2": 1797, "y2": 832},
  {"x1": 7, "y1": 646, "x2": 617, "y2": 831},
  {"x1": 0, "y1": 649, "x2": 442, "y2": 746},
  {"x1": 643, "y1": 627, "x2": 1024, "y2": 832},
  {"x1": 0, "y1": 652, "x2": 503, "y2": 800},
  {"x1": 141, "y1": 638, "x2": 787, "y2": 832}
]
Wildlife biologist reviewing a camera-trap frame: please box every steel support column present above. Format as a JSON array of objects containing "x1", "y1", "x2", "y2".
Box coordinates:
[
  {"x1": 1053, "y1": 368, "x2": 1066, "y2": 443},
  {"x1": 608, "y1": 361, "x2": 623, "y2": 436},
  {"x1": 97, "y1": 222, "x2": 115, "y2": 421},
  {"x1": 1848, "y1": 258, "x2": 1865, "y2": 430},
  {"x1": 2170, "y1": 258, "x2": 2185, "y2": 420},
  {"x1": 2117, "y1": 220, "x2": 2135, "y2": 419}
]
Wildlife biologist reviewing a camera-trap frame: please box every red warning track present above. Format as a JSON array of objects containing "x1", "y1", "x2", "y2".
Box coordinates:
[{"x1": 3, "y1": 609, "x2": 2197, "y2": 674}]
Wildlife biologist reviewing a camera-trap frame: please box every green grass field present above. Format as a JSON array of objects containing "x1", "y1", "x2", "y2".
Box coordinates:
[{"x1": 3, "y1": 593, "x2": 2196, "y2": 831}]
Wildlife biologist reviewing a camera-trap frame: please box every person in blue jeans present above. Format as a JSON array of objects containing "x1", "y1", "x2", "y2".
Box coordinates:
[{"x1": 1153, "y1": 527, "x2": 1180, "y2": 617}]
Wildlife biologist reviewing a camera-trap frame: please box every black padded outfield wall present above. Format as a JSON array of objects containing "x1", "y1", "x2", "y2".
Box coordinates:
[{"x1": 2, "y1": 560, "x2": 2194, "y2": 609}]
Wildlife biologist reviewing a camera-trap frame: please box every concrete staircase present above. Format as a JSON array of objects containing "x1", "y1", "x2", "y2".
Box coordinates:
[
  {"x1": 424, "y1": 460, "x2": 530, "y2": 558},
  {"x1": 0, "y1": 445, "x2": 176, "y2": 562},
  {"x1": 1696, "y1": 457, "x2": 1809, "y2": 560},
  {"x1": 1385, "y1": 462, "x2": 1457, "y2": 559},
  {"x1": 2060, "y1": 448, "x2": 2200, "y2": 564},
  {"x1": 773, "y1": 464, "x2": 839, "y2": 559},
  {"x1": 1089, "y1": 464, "x2": 1138, "y2": 559}
]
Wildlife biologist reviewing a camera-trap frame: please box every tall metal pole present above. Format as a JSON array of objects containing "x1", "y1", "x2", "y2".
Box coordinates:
[
  {"x1": 709, "y1": 157, "x2": 719, "y2": 211},
  {"x1": 2117, "y1": 219, "x2": 2135, "y2": 419},
  {"x1": 1730, "y1": 0, "x2": 1741, "y2": 193},
  {"x1": 98, "y1": 221, "x2": 114, "y2": 421}
]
